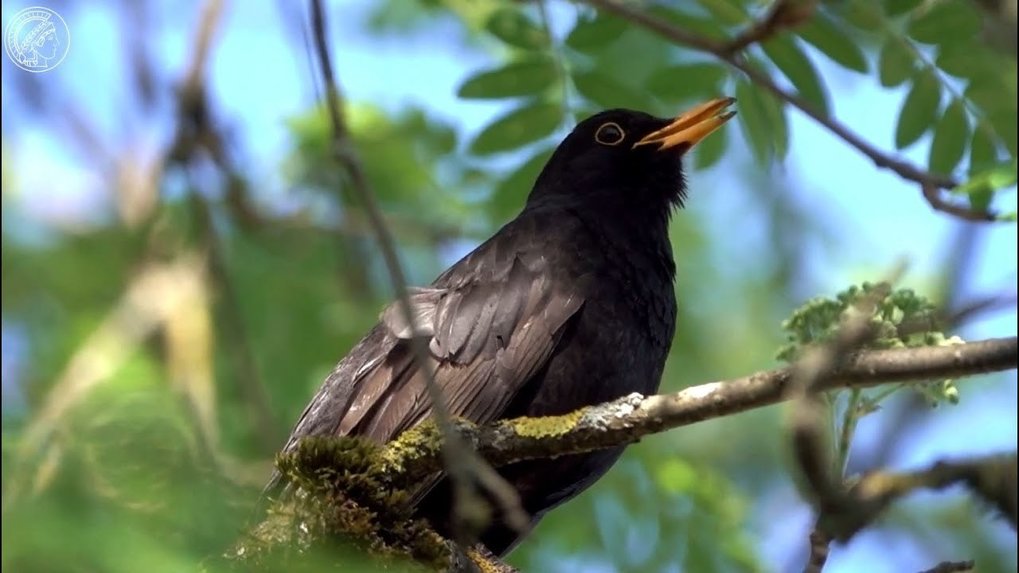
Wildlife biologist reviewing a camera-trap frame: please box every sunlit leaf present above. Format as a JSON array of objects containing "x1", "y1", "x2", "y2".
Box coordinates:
[
  {"x1": 954, "y1": 160, "x2": 1018, "y2": 211},
  {"x1": 457, "y1": 57, "x2": 559, "y2": 100},
  {"x1": 928, "y1": 99, "x2": 970, "y2": 175},
  {"x1": 797, "y1": 14, "x2": 869, "y2": 73},
  {"x1": 645, "y1": 63, "x2": 727, "y2": 104},
  {"x1": 469, "y1": 101, "x2": 562, "y2": 155},
  {"x1": 954, "y1": 160, "x2": 1018, "y2": 193},
  {"x1": 762, "y1": 36, "x2": 830, "y2": 115},
  {"x1": 485, "y1": 8, "x2": 546, "y2": 50},
  {"x1": 878, "y1": 39, "x2": 916, "y2": 87},
  {"x1": 895, "y1": 71, "x2": 941, "y2": 149}
]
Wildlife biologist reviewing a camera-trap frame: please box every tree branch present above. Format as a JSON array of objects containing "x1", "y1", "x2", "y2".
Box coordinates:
[
  {"x1": 582, "y1": 0, "x2": 1000, "y2": 222},
  {"x1": 380, "y1": 337, "x2": 1017, "y2": 483}
]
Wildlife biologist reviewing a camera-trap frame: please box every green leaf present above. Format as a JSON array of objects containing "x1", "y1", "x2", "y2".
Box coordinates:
[
  {"x1": 645, "y1": 63, "x2": 727, "y2": 104},
  {"x1": 735, "y1": 80, "x2": 768, "y2": 162},
  {"x1": 842, "y1": 1, "x2": 884, "y2": 29},
  {"x1": 735, "y1": 79, "x2": 787, "y2": 163},
  {"x1": 886, "y1": 0, "x2": 924, "y2": 17},
  {"x1": 469, "y1": 102, "x2": 562, "y2": 155},
  {"x1": 760, "y1": 89, "x2": 788, "y2": 160},
  {"x1": 485, "y1": 8, "x2": 546, "y2": 50},
  {"x1": 457, "y1": 58, "x2": 558, "y2": 100},
  {"x1": 878, "y1": 39, "x2": 916, "y2": 87},
  {"x1": 969, "y1": 125, "x2": 1000, "y2": 172},
  {"x1": 648, "y1": 5, "x2": 728, "y2": 40},
  {"x1": 964, "y1": 81, "x2": 1018, "y2": 156},
  {"x1": 566, "y1": 11, "x2": 627, "y2": 51},
  {"x1": 762, "y1": 36, "x2": 830, "y2": 115},
  {"x1": 693, "y1": 121, "x2": 728, "y2": 170},
  {"x1": 572, "y1": 70, "x2": 656, "y2": 111},
  {"x1": 964, "y1": 76, "x2": 1016, "y2": 116},
  {"x1": 491, "y1": 146, "x2": 555, "y2": 219},
  {"x1": 928, "y1": 99, "x2": 970, "y2": 175},
  {"x1": 797, "y1": 14, "x2": 868, "y2": 73},
  {"x1": 989, "y1": 108, "x2": 1018, "y2": 156},
  {"x1": 695, "y1": 0, "x2": 748, "y2": 25},
  {"x1": 908, "y1": 0, "x2": 980, "y2": 45},
  {"x1": 895, "y1": 71, "x2": 941, "y2": 149},
  {"x1": 936, "y1": 41, "x2": 999, "y2": 80}
]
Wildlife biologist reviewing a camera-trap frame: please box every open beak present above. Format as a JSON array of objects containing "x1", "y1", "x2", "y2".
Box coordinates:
[{"x1": 634, "y1": 97, "x2": 737, "y2": 152}]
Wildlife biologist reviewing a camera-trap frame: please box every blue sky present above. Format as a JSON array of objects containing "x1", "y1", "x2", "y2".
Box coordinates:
[{"x1": 2, "y1": 1, "x2": 1016, "y2": 571}]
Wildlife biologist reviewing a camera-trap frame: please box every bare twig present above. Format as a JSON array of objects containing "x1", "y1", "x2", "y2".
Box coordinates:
[
  {"x1": 832, "y1": 453, "x2": 1018, "y2": 539},
  {"x1": 922, "y1": 182, "x2": 998, "y2": 222},
  {"x1": 723, "y1": 0, "x2": 817, "y2": 54},
  {"x1": 306, "y1": 0, "x2": 527, "y2": 540},
  {"x1": 582, "y1": 0, "x2": 1001, "y2": 221},
  {"x1": 803, "y1": 526, "x2": 832, "y2": 573},
  {"x1": 918, "y1": 560, "x2": 976, "y2": 573}
]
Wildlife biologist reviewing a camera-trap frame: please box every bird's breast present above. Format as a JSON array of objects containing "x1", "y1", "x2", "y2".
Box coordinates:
[{"x1": 517, "y1": 216, "x2": 678, "y2": 417}]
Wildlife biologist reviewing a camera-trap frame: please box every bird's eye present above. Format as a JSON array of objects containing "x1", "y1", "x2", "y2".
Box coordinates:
[{"x1": 594, "y1": 122, "x2": 625, "y2": 146}]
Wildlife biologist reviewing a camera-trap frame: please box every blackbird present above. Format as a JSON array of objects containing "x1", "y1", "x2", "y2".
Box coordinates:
[{"x1": 267, "y1": 98, "x2": 736, "y2": 555}]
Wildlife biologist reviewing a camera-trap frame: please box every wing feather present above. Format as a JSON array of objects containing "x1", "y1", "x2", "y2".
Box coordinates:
[{"x1": 266, "y1": 218, "x2": 586, "y2": 499}]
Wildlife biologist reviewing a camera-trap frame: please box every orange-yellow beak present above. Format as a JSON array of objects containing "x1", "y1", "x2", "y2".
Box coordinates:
[{"x1": 634, "y1": 97, "x2": 737, "y2": 152}]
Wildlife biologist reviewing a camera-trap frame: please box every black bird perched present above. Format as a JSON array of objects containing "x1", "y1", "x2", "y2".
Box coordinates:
[{"x1": 267, "y1": 98, "x2": 736, "y2": 556}]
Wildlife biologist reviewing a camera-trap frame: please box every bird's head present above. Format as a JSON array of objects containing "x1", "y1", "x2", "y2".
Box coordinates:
[{"x1": 528, "y1": 98, "x2": 736, "y2": 212}]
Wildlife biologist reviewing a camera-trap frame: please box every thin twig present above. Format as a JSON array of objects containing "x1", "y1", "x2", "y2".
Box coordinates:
[
  {"x1": 164, "y1": 0, "x2": 280, "y2": 451},
  {"x1": 306, "y1": 0, "x2": 527, "y2": 540},
  {"x1": 582, "y1": 0, "x2": 1000, "y2": 221},
  {"x1": 918, "y1": 560, "x2": 976, "y2": 573},
  {"x1": 803, "y1": 526, "x2": 832, "y2": 573},
  {"x1": 723, "y1": 0, "x2": 817, "y2": 55},
  {"x1": 837, "y1": 453, "x2": 1018, "y2": 539},
  {"x1": 922, "y1": 182, "x2": 998, "y2": 222}
]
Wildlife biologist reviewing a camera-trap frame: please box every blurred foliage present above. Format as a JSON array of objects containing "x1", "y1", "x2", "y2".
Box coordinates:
[{"x1": 1, "y1": 0, "x2": 1016, "y2": 572}]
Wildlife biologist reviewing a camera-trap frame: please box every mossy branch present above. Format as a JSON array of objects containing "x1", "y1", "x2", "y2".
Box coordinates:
[{"x1": 230, "y1": 337, "x2": 1015, "y2": 571}]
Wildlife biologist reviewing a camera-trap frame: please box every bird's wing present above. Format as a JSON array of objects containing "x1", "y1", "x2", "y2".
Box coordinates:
[
  {"x1": 267, "y1": 225, "x2": 584, "y2": 494},
  {"x1": 348, "y1": 253, "x2": 583, "y2": 440}
]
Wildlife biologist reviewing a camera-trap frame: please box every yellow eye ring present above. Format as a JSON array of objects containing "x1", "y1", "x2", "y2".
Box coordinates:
[{"x1": 594, "y1": 122, "x2": 625, "y2": 146}]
